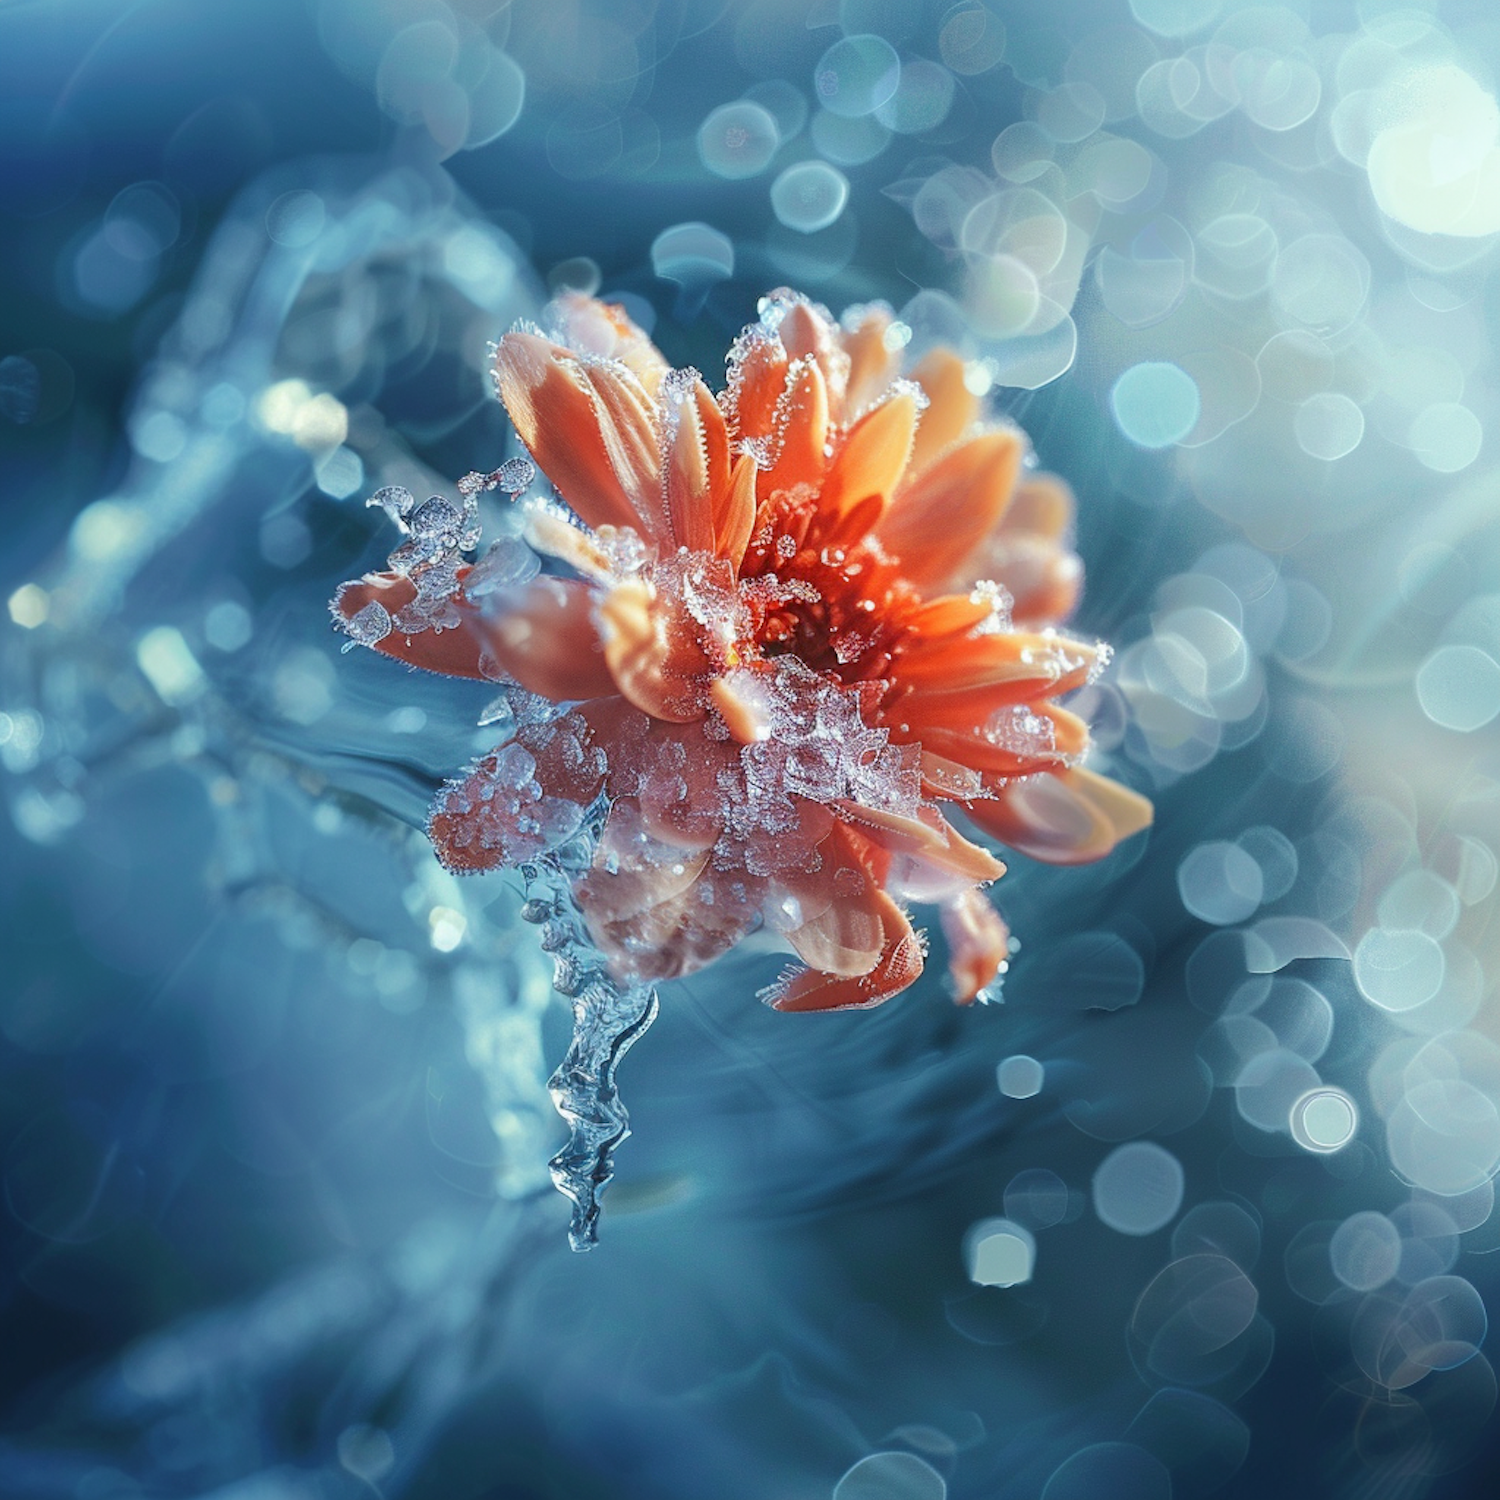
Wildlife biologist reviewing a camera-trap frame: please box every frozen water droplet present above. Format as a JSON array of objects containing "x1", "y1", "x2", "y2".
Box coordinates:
[
  {"x1": 339, "y1": 600, "x2": 392, "y2": 648},
  {"x1": 497, "y1": 456, "x2": 535, "y2": 493}
]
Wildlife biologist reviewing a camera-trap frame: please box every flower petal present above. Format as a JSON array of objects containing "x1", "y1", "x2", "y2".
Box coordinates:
[
  {"x1": 724, "y1": 330, "x2": 789, "y2": 443},
  {"x1": 716, "y1": 451, "x2": 758, "y2": 572},
  {"x1": 761, "y1": 357, "x2": 829, "y2": 499},
  {"x1": 493, "y1": 330, "x2": 663, "y2": 540},
  {"x1": 484, "y1": 576, "x2": 617, "y2": 701},
  {"x1": 876, "y1": 429, "x2": 1023, "y2": 589},
  {"x1": 841, "y1": 304, "x2": 900, "y2": 416},
  {"x1": 893, "y1": 630, "x2": 1101, "y2": 698},
  {"x1": 663, "y1": 374, "x2": 730, "y2": 552},
  {"x1": 332, "y1": 572, "x2": 489, "y2": 680},
  {"x1": 830, "y1": 799, "x2": 1005, "y2": 889},
  {"x1": 768, "y1": 893, "x2": 924, "y2": 1012},
  {"x1": 553, "y1": 293, "x2": 670, "y2": 397},
  {"x1": 598, "y1": 577, "x2": 708, "y2": 722},
  {"x1": 815, "y1": 388, "x2": 919, "y2": 538},
  {"x1": 940, "y1": 889, "x2": 1010, "y2": 1004},
  {"x1": 908, "y1": 348, "x2": 979, "y2": 474},
  {"x1": 965, "y1": 766, "x2": 1153, "y2": 864}
]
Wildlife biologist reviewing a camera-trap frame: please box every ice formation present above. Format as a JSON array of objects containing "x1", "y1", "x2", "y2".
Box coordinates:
[{"x1": 333, "y1": 288, "x2": 1152, "y2": 1241}]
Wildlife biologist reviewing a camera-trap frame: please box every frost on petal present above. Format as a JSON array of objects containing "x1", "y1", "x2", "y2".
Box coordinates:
[{"x1": 427, "y1": 715, "x2": 606, "y2": 874}]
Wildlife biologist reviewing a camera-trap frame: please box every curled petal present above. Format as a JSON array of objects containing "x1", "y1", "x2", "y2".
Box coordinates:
[
  {"x1": 333, "y1": 571, "x2": 488, "y2": 680},
  {"x1": 965, "y1": 766, "x2": 1153, "y2": 865},
  {"x1": 598, "y1": 578, "x2": 708, "y2": 722},
  {"x1": 908, "y1": 348, "x2": 978, "y2": 474},
  {"x1": 877, "y1": 429, "x2": 1023, "y2": 590},
  {"x1": 484, "y1": 577, "x2": 617, "y2": 701},
  {"x1": 785, "y1": 879, "x2": 887, "y2": 978},
  {"x1": 940, "y1": 889, "x2": 1010, "y2": 1004},
  {"x1": 769, "y1": 892, "x2": 924, "y2": 1012},
  {"x1": 493, "y1": 331, "x2": 662, "y2": 540}
]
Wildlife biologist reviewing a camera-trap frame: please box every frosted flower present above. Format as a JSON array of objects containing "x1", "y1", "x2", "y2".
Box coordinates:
[{"x1": 333, "y1": 290, "x2": 1150, "y2": 1011}]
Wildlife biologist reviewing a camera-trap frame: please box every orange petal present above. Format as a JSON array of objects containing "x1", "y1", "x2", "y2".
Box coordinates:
[
  {"x1": 940, "y1": 888, "x2": 1010, "y2": 1004},
  {"x1": 876, "y1": 429, "x2": 1023, "y2": 589},
  {"x1": 663, "y1": 374, "x2": 730, "y2": 553},
  {"x1": 841, "y1": 304, "x2": 900, "y2": 416},
  {"x1": 553, "y1": 293, "x2": 670, "y2": 397},
  {"x1": 1004, "y1": 473, "x2": 1074, "y2": 539},
  {"x1": 333, "y1": 571, "x2": 488, "y2": 680},
  {"x1": 910, "y1": 702, "x2": 1089, "y2": 776},
  {"x1": 965, "y1": 766, "x2": 1153, "y2": 865},
  {"x1": 761, "y1": 358, "x2": 829, "y2": 499},
  {"x1": 716, "y1": 451, "x2": 758, "y2": 572},
  {"x1": 830, "y1": 799, "x2": 1005, "y2": 887},
  {"x1": 815, "y1": 388, "x2": 918, "y2": 537},
  {"x1": 893, "y1": 630, "x2": 1101, "y2": 698},
  {"x1": 769, "y1": 892, "x2": 924, "y2": 1012},
  {"x1": 902, "y1": 593, "x2": 996, "y2": 640},
  {"x1": 724, "y1": 330, "x2": 789, "y2": 443},
  {"x1": 493, "y1": 331, "x2": 662, "y2": 540},
  {"x1": 483, "y1": 577, "x2": 617, "y2": 701},
  {"x1": 597, "y1": 578, "x2": 707, "y2": 722},
  {"x1": 908, "y1": 348, "x2": 978, "y2": 473}
]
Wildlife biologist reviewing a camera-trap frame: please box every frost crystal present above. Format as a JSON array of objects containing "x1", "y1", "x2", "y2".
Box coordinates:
[{"x1": 340, "y1": 600, "x2": 391, "y2": 650}]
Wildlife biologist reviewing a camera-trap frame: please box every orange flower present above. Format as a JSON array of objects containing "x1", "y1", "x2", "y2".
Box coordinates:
[{"x1": 333, "y1": 290, "x2": 1150, "y2": 1011}]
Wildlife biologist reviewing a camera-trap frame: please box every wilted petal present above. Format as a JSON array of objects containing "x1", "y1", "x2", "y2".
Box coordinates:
[{"x1": 965, "y1": 766, "x2": 1153, "y2": 865}]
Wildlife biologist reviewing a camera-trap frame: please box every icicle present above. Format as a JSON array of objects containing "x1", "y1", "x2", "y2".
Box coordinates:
[
  {"x1": 547, "y1": 971, "x2": 659, "y2": 1252},
  {"x1": 519, "y1": 838, "x2": 658, "y2": 1251}
]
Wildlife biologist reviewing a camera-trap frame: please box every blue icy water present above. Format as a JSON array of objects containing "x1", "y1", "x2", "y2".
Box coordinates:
[{"x1": 4, "y1": 2, "x2": 1500, "y2": 1498}]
